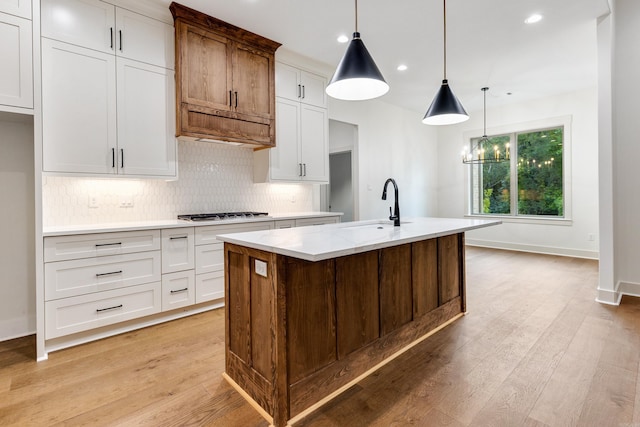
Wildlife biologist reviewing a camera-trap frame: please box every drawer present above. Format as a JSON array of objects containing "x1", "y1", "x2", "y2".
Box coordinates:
[
  {"x1": 195, "y1": 243, "x2": 223, "y2": 274},
  {"x1": 44, "y1": 229, "x2": 161, "y2": 262},
  {"x1": 161, "y1": 227, "x2": 195, "y2": 273},
  {"x1": 274, "y1": 219, "x2": 295, "y2": 229},
  {"x1": 162, "y1": 270, "x2": 195, "y2": 311},
  {"x1": 45, "y1": 282, "x2": 161, "y2": 339},
  {"x1": 295, "y1": 217, "x2": 339, "y2": 227},
  {"x1": 196, "y1": 271, "x2": 224, "y2": 303},
  {"x1": 45, "y1": 251, "x2": 161, "y2": 300},
  {"x1": 195, "y1": 222, "x2": 274, "y2": 246}
]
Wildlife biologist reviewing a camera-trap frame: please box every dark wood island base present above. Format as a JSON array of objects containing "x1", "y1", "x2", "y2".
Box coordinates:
[{"x1": 223, "y1": 233, "x2": 466, "y2": 426}]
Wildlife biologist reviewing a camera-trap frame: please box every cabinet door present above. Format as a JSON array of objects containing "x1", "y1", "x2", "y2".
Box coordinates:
[
  {"x1": 115, "y1": 8, "x2": 174, "y2": 69},
  {"x1": 41, "y1": 0, "x2": 114, "y2": 53},
  {"x1": 299, "y1": 70, "x2": 326, "y2": 108},
  {"x1": 275, "y1": 62, "x2": 299, "y2": 101},
  {"x1": 42, "y1": 39, "x2": 117, "y2": 174},
  {"x1": 270, "y1": 98, "x2": 301, "y2": 181},
  {"x1": 0, "y1": 0, "x2": 31, "y2": 19},
  {"x1": 300, "y1": 104, "x2": 329, "y2": 182},
  {"x1": 233, "y1": 42, "x2": 273, "y2": 119},
  {"x1": 116, "y1": 58, "x2": 176, "y2": 177},
  {"x1": 0, "y1": 12, "x2": 32, "y2": 109},
  {"x1": 162, "y1": 270, "x2": 195, "y2": 311},
  {"x1": 177, "y1": 21, "x2": 232, "y2": 111},
  {"x1": 160, "y1": 227, "x2": 194, "y2": 273}
]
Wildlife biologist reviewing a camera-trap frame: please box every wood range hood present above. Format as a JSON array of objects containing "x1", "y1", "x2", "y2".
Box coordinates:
[{"x1": 170, "y1": 2, "x2": 281, "y2": 148}]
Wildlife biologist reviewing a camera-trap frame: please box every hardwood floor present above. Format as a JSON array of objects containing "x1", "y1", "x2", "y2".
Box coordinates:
[{"x1": 1, "y1": 247, "x2": 635, "y2": 426}]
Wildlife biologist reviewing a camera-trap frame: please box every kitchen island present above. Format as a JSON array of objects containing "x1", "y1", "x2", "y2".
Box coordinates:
[{"x1": 217, "y1": 217, "x2": 500, "y2": 426}]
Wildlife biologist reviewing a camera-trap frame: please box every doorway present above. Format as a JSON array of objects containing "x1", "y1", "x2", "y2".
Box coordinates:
[{"x1": 329, "y1": 151, "x2": 353, "y2": 222}]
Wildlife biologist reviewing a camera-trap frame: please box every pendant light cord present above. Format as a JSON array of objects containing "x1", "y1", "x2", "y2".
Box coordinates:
[
  {"x1": 355, "y1": 0, "x2": 359, "y2": 33},
  {"x1": 443, "y1": 0, "x2": 447, "y2": 79}
]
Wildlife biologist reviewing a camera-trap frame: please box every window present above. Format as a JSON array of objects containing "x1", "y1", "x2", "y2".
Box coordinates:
[{"x1": 469, "y1": 125, "x2": 565, "y2": 218}]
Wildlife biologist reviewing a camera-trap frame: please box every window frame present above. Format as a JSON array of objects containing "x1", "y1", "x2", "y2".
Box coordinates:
[{"x1": 464, "y1": 115, "x2": 573, "y2": 225}]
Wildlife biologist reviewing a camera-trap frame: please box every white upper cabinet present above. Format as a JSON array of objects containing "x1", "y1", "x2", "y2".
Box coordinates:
[
  {"x1": 41, "y1": 0, "x2": 114, "y2": 53},
  {"x1": 41, "y1": 0, "x2": 176, "y2": 177},
  {"x1": 116, "y1": 58, "x2": 176, "y2": 176},
  {"x1": 276, "y1": 62, "x2": 326, "y2": 108},
  {"x1": 115, "y1": 7, "x2": 174, "y2": 69},
  {"x1": 254, "y1": 61, "x2": 329, "y2": 183},
  {"x1": 42, "y1": 38, "x2": 117, "y2": 174},
  {"x1": 0, "y1": 11, "x2": 32, "y2": 110},
  {"x1": 41, "y1": 0, "x2": 173, "y2": 69},
  {"x1": 0, "y1": 0, "x2": 31, "y2": 19}
]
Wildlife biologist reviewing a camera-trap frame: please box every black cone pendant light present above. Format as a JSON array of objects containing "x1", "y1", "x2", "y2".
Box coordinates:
[
  {"x1": 423, "y1": 0, "x2": 469, "y2": 125},
  {"x1": 326, "y1": 0, "x2": 389, "y2": 101}
]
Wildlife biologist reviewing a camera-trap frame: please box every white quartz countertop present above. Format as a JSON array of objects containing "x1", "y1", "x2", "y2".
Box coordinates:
[
  {"x1": 43, "y1": 212, "x2": 342, "y2": 236},
  {"x1": 217, "y1": 217, "x2": 502, "y2": 261}
]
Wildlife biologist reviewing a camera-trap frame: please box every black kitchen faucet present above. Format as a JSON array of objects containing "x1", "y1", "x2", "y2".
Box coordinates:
[{"x1": 381, "y1": 178, "x2": 400, "y2": 226}]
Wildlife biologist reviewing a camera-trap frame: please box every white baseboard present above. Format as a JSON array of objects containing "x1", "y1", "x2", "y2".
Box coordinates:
[{"x1": 465, "y1": 238, "x2": 599, "y2": 260}]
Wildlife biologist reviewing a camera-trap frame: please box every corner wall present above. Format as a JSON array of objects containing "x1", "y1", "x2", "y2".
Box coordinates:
[{"x1": 437, "y1": 88, "x2": 599, "y2": 259}]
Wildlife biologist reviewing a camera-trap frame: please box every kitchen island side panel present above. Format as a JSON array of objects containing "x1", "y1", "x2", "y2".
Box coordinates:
[{"x1": 224, "y1": 232, "x2": 466, "y2": 426}]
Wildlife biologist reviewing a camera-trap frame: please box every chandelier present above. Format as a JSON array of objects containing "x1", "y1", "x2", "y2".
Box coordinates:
[{"x1": 461, "y1": 87, "x2": 510, "y2": 164}]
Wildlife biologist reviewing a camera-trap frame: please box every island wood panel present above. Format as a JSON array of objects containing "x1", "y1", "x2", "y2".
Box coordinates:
[
  {"x1": 288, "y1": 297, "x2": 464, "y2": 416},
  {"x1": 227, "y1": 251, "x2": 251, "y2": 362},
  {"x1": 439, "y1": 234, "x2": 461, "y2": 304},
  {"x1": 335, "y1": 251, "x2": 380, "y2": 359},
  {"x1": 379, "y1": 245, "x2": 413, "y2": 336},
  {"x1": 285, "y1": 258, "x2": 337, "y2": 384},
  {"x1": 250, "y1": 255, "x2": 274, "y2": 379},
  {"x1": 412, "y1": 239, "x2": 439, "y2": 317}
]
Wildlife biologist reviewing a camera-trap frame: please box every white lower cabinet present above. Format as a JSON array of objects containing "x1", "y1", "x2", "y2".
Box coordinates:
[
  {"x1": 195, "y1": 270, "x2": 224, "y2": 303},
  {"x1": 45, "y1": 282, "x2": 161, "y2": 339},
  {"x1": 41, "y1": 215, "x2": 340, "y2": 353},
  {"x1": 161, "y1": 270, "x2": 195, "y2": 311},
  {"x1": 161, "y1": 227, "x2": 194, "y2": 273}
]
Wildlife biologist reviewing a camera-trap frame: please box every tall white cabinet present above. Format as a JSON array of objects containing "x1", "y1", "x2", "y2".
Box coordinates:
[
  {"x1": 40, "y1": 0, "x2": 176, "y2": 177},
  {"x1": 0, "y1": 0, "x2": 33, "y2": 111},
  {"x1": 254, "y1": 61, "x2": 329, "y2": 183}
]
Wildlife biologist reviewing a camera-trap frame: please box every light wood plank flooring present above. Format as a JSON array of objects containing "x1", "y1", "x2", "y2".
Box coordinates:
[{"x1": 1, "y1": 247, "x2": 636, "y2": 426}]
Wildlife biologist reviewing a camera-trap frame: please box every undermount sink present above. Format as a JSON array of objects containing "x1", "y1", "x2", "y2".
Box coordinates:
[{"x1": 340, "y1": 221, "x2": 411, "y2": 230}]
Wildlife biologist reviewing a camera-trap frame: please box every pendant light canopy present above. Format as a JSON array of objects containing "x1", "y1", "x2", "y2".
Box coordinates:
[
  {"x1": 423, "y1": 0, "x2": 468, "y2": 125},
  {"x1": 326, "y1": 0, "x2": 389, "y2": 101}
]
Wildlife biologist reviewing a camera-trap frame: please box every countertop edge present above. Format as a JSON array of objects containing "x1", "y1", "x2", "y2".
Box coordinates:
[
  {"x1": 218, "y1": 218, "x2": 502, "y2": 262},
  {"x1": 43, "y1": 212, "x2": 343, "y2": 237}
]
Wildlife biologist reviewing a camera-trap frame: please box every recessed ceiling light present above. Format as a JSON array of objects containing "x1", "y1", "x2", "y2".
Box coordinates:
[
  {"x1": 524, "y1": 14, "x2": 543, "y2": 24},
  {"x1": 337, "y1": 34, "x2": 349, "y2": 43},
  {"x1": 397, "y1": 64, "x2": 408, "y2": 71}
]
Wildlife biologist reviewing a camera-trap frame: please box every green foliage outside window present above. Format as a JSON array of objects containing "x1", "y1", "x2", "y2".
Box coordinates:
[{"x1": 471, "y1": 127, "x2": 563, "y2": 217}]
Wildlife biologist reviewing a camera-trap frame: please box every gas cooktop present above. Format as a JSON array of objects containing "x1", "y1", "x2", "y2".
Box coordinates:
[{"x1": 177, "y1": 212, "x2": 269, "y2": 222}]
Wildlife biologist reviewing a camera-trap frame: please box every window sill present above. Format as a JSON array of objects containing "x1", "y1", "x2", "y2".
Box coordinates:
[{"x1": 464, "y1": 214, "x2": 573, "y2": 226}]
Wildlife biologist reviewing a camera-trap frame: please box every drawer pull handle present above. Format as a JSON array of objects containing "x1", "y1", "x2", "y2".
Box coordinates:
[
  {"x1": 170, "y1": 236, "x2": 188, "y2": 240},
  {"x1": 96, "y1": 304, "x2": 123, "y2": 313},
  {"x1": 170, "y1": 288, "x2": 188, "y2": 294},
  {"x1": 95, "y1": 242, "x2": 122, "y2": 247},
  {"x1": 96, "y1": 270, "x2": 123, "y2": 277}
]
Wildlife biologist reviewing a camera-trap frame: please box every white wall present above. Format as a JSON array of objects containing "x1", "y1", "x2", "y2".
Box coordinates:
[
  {"x1": 437, "y1": 88, "x2": 599, "y2": 259},
  {"x1": 598, "y1": 0, "x2": 640, "y2": 303},
  {"x1": 0, "y1": 116, "x2": 35, "y2": 340},
  {"x1": 328, "y1": 99, "x2": 439, "y2": 221}
]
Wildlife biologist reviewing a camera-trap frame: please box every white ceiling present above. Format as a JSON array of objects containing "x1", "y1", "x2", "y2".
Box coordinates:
[{"x1": 159, "y1": 0, "x2": 611, "y2": 115}]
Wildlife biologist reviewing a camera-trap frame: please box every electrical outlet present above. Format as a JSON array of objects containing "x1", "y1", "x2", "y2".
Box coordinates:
[
  {"x1": 588, "y1": 233, "x2": 595, "y2": 241},
  {"x1": 255, "y1": 260, "x2": 267, "y2": 277},
  {"x1": 120, "y1": 199, "x2": 134, "y2": 208},
  {"x1": 88, "y1": 195, "x2": 98, "y2": 208}
]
